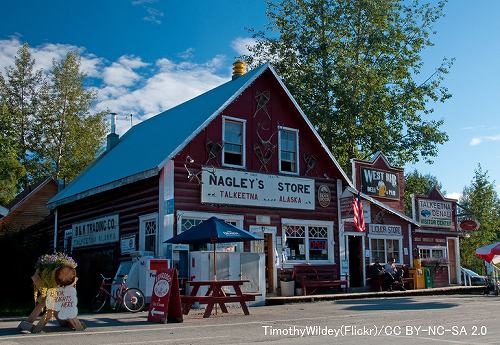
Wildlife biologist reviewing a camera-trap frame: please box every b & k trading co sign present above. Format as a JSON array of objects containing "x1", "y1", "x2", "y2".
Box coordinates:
[
  {"x1": 361, "y1": 167, "x2": 399, "y2": 200},
  {"x1": 201, "y1": 168, "x2": 315, "y2": 210},
  {"x1": 418, "y1": 199, "x2": 453, "y2": 228},
  {"x1": 72, "y1": 214, "x2": 119, "y2": 248}
]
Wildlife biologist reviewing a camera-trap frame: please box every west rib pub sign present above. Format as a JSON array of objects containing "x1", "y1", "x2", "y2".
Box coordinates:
[{"x1": 361, "y1": 167, "x2": 399, "y2": 200}]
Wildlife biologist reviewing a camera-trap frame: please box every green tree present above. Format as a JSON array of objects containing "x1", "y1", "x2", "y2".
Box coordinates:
[
  {"x1": 36, "y1": 51, "x2": 107, "y2": 183},
  {"x1": 244, "y1": 0, "x2": 452, "y2": 171},
  {"x1": 0, "y1": 44, "x2": 44, "y2": 190},
  {"x1": 404, "y1": 170, "x2": 443, "y2": 215},
  {"x1": 459, "y1": 165, "x2": 500, "y2": 274},
  {"x1": 0, "y1": 103, "x2": 25, "y2": 204}
]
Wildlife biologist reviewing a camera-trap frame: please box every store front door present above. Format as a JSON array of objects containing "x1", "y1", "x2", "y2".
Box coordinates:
[
  {"x1": 249, "y1": 225, "x2": 277, "y2": 294},
  {"x1": 447, "y1": 238, "x2": 458, "y2": 284},
  {"x1": 348, "y1": 236, "x2": 363, "y2": 287}
]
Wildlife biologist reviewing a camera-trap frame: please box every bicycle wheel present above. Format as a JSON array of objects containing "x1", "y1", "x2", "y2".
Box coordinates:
[
  {"x1": 122, "y1": 288, "x2": 145, "y2": 312},
  {"x1": 91, "y1": 292, "x2": 108, "y2": 313}
]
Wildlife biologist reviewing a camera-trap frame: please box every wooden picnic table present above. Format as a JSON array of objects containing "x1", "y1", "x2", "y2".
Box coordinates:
[{"x1": 181, "y1": 280, "x2": 256, "y2": 318}]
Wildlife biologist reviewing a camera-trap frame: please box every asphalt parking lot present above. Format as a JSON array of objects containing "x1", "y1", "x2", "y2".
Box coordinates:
[{"x1": 0, "y1": 294, "x2": 498, "y2": 345}]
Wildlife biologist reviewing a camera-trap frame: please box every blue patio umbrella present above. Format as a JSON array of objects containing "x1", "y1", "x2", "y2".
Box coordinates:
[{"x1": 164, "y1": 217, "x2": 263, "y2": 279}]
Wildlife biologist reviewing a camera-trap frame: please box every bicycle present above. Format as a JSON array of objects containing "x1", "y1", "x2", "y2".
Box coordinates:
[{"x1": 91, "y1": 274, "x2": 145, "y2": 313}]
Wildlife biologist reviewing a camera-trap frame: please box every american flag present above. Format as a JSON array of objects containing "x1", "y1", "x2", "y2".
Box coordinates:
[{"x1": 352, "y1": 191, "x2": 365, "y2": 232}]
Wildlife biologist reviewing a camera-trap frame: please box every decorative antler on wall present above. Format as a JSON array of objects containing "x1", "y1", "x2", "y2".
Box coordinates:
[
  {"x1": 253, "y1": 90, "x2": 271, "y2": 121},
  {"x1": 303, "y1": 153, "x2": 317, "y2": 176},
  {"x1": 184, "y1": 156, "x2": 216, "y2": 185},
  {"x1": 205, "y1": 139, "x2": 222, "y2": 166},
  {"x1": 254, "y1": 122, "x2": 277, "y2": 171}
]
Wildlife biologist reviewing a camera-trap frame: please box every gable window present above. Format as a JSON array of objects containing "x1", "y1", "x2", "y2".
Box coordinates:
[
  {"x1": 279, "y1": 127, "x2": 299, "y2": 174},
  {"x1": 222, "y1": 116, "x2": 245, "y2": 167}
]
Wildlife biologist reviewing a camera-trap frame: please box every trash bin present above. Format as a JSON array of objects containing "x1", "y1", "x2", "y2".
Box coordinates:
[
  {"x1": 424, "y1": 267, "x2": 433, "y2": 288},
  {"x1": 280, "y1": 280, "x2": 295, "y2": 297}
]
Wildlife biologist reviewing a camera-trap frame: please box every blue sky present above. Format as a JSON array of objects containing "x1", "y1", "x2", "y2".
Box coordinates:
[{"x1": 1, "y1": 0, "x2": 498, "y2": 198}]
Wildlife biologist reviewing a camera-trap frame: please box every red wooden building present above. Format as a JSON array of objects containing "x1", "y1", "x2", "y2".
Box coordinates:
[
  {"x1": 48, "y1": 63, "x2": 360, "y2": 296},
  {"x1": 411, "y1": 187, "x2": 461, "y2": 286},
  {"x1": 345, "y1": 152, "x2": 420, "y2": 287}
]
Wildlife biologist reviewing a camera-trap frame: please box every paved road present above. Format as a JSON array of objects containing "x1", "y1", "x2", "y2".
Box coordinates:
[{"x1": 0, "y1": 295, "x2": 498, "y2": 345}]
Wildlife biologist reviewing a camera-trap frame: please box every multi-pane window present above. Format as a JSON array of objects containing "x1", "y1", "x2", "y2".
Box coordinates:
[
  {"x1": 370, "y1": 237, "x2": 401, "y2": 263},
  {"x1": 308, "y1": 226, "x2": 329, "y2": 260},
  {"x1": 140, "y1": 214, "x2": 158, "y2": 254},
  {"x1": 283, "y1": 224, "x2": 331, "y2": 261},
  {"x1": 284, "y1": 225, "x2": 306, "y2": 260},
  {"x1": 370, "y1": 238, "x2": 385, "y2": 262},
  {"x1": 223, "y1": 118, "x2": 245, "y2": 167},
  {"x1": 144, "y1": 219, "x2": 157, "y2": 253},
  {"x1": 419, "y1": 247, "x2": 446, "y2": 259},
  {"x1": 279, "y1": 128, "x2": 298, "y2": 173}
]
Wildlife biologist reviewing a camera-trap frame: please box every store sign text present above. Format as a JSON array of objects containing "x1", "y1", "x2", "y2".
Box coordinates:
[
  {"x1": 418, "y1": 199, "x2": 453, "y2": 228},
  {"x1": 361, "y1": 167, "x2": 400, "y2": 200},
  {"x1": 201, "y1": 168, "x2": 315, "y2": 210},
  {"x1": 72, "y1": 214, "x2": 119, "y2": 248},
  {"x1": 369, "y1": 224, "x2": 402, "y2": 236}
]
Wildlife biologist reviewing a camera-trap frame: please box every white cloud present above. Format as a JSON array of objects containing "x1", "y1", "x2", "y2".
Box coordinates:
[
  {"x1": 231, "y1": 37, "x2": 257, "y2": 56},
  {"x1": 469, "y1": 134, "x2": 500, "y2": 146},
  {"x1": 101, "y1": 55, "x2": 148, "y2": 87},
  {"x1": 0, "y1": 37, "x2": 102, "y2": 77},
  {"x1": 446, "y1": 192, "x2": 462, "y2": 200},
  {"x1": 0, "y1": 37, "x2": 233, "y2": 136},
  {"x1": 143, "y1": 7, "x2": 164, "y2": 24},
  {"x1": 95, "y1": 58, "x2": 228, "y2": 134}
]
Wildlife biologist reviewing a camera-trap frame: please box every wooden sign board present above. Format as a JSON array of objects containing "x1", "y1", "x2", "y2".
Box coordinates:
[{"x1": 148, "y1": 268, "x2": 183, "y2": 324}]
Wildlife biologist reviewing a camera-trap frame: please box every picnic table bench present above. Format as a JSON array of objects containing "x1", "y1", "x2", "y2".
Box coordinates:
[
  {"x1": 181, "y1": 280, "x2": 256, "y2": 318},
  {"x1": 293, "y1": 264, "x2": 348, "y2": 295}
]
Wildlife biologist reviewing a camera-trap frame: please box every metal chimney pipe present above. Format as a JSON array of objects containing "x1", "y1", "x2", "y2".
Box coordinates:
[{"x1": 109, "y1": 112, "x2": 117, "y2": 134}]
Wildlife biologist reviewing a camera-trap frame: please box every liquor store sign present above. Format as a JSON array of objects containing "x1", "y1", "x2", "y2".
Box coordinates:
[
  {"x1": 72, "y1": 214, "x2": 119, "y2": 248},
  {"x1": 369, "y1": 224, "x2": 402, "y2": 236},
  {"x1": 418, "y1": 199, "x2": 453, "y2": 228},
  {"x1": 201, "y1": 168, "x2": 315, "y2": 210}
]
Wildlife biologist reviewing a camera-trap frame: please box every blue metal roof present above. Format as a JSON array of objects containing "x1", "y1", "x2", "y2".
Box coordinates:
[{"x1": 49, "y1": 64, "x2": 269, "y2": 207}]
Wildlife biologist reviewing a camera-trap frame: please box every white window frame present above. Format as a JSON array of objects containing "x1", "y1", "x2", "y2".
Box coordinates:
[
  {"x1": 281, "y1": 218, "x2": 334, "y2": 264},
  {"x1": 278, "y1": 126, "x2": 299, "y2": 175},
  {"x1": 368, "y1": 234, "x2": 403, "y2": 264},
  {"x1": 176, "y1": 211, "x2": 245, "y2": 252},
  {"x1": 139, "y1": 213, "x2": 158, "y2": 254},
  {"x1": 222, "y1": 116, "x2": 246, "y2": 169},
  {"x1": 417, "y1": 245, "x2": 447, "y2": 259}
]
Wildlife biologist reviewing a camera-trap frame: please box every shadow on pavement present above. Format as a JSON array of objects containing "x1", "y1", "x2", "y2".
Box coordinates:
[
  {"x1": 0, "y1": 313, "x2": 151, "y2": 337},
  {"x1": 335, "y1": 297, "x2": 457, "y2": 311}
]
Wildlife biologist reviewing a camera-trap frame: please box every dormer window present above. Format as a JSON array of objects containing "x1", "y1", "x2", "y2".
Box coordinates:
[
  {"x1": 222, "y1": 116, "x2": 246, "y2": 168},
  {"x1": 279, "y1": 127, "x2": 299, "y2": 174}
]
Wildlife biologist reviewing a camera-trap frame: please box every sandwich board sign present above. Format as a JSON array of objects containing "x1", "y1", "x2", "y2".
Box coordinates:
[{"x1": 147, "y1": 268, "x2": 183, "y2": 324}]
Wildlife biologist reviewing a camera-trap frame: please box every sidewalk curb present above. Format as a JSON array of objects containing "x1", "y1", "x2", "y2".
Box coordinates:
[{"x1": 265, "y1": 286, "x2": 484, "y2": 305}]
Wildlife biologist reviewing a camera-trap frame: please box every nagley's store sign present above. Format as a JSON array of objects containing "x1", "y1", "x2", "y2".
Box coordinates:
[
  {"x1": 72, "y1": 214, "x2": 119, "y2": 248},
  {"x1": 418, "y1": 199, "x2": 453, "y2": 228},
  {"x1": 361, "y1": 167, "x2": 399, "y2": 200},
  {"x1": 201, "y1": 168, "x2": 315, "y2": 210}
]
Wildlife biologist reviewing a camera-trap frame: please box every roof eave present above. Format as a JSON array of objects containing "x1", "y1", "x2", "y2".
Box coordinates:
[{"x1": 48, "y1": 168, "x2": 159, "y2": 209}]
